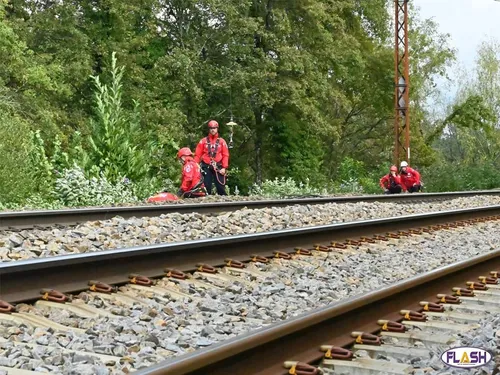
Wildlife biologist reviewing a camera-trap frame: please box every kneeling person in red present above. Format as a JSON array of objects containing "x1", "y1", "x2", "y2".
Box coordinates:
[
  {"x1": 399, "y1": 161, "x2": 422, "y2": 193},
  {"x1": 380, "y1": 165, "x2": 404, "y2": 194},
  {"x1": 177, "y1": 147, "x2": 207, "y2": 198}
]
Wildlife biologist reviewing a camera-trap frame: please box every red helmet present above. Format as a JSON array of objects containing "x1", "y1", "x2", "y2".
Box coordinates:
[
  {"x1": 208, "y1": 120, "x2": 219, "y2": 128},
  {"x1": 390, "y1": 165, "x2": 398, "y2": 172},
  {"x1": 177, "y1": 147, "x2": 192, "y2": 159}
]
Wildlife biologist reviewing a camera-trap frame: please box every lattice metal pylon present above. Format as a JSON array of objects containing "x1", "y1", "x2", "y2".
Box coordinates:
[{"x1": 394, "y1": 0, "x2": 410, "y2": 166}]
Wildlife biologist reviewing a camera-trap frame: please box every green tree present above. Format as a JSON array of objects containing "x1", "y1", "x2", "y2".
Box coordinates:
[
  {"x1": 0, "y1": 0, "x2": 470, "y2": 203},
  {"x1": 79, "y1": 52, "x2": 158, "y2": 183},
  {"x1": 405, "y1": 7, "x2": 457, "y2": 168},
  {"x1": 422, "y1": 39, "x2": 500, "y2": 191}
]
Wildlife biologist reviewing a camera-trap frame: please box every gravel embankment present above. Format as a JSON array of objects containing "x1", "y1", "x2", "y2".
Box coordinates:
[
  {"x1": 2, "y1": 195, "x2": 500, "y2": 261},
  {"x1": 0, "y1": 220, "x2": 499, "y2": 374}
]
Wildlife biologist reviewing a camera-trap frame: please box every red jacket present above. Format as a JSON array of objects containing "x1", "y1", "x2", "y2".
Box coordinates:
[
  {"x1": 400, "y1": 167, "x2": 421, "y2": 190},
  {"x1": 180, "y1": 157, "x2": 204, "y2": 192},
  {"x1": 380, "y1": 173, "x2": 403, "y2": 190},
  {"x1": 194, "y1": 134, "x2": 229, "y2": 168}
]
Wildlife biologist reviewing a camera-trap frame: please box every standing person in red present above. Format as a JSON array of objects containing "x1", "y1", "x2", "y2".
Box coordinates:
[
  {"x1": 380, "y1": 165, "x2": 404, "y2": 194},
  {"x1": 399, "y1": 161, "x2": 422, "y2": 193},
  {"x1": 194, "y1": 120, "x2": 230, "y2": 195},
  {"x1": 176, "y1": 147, "x2": 207, "y2": 198}
]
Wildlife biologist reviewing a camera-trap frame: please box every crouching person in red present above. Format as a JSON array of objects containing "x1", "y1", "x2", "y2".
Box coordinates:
[
  {"x1": 176, "y1": 147, "x2": 207, "y2": 198},
  {"x1": 380, "y1": 165, "x2": 404, "y2": 194},
  {"x1": 399, "y1": 161, "x2": 422, "y2": 193}
]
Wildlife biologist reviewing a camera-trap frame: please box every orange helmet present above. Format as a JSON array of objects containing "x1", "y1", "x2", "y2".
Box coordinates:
[
  {"x1": 390, "y1": 165, "x2": 398, "y2": 172},
  {"x1": 208, "y1": 120, "x2": 219, "y2": 128},
  {"x1": 177, "y1": 147, "x2": 192, "y2": 159}
]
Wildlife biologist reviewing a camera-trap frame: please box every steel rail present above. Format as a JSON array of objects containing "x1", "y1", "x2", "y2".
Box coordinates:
[
  {"x1": 1, "y1": 205, "x2": 500, "y2": 305},
  {"x1": 1, "y1": 190, "x2": 499, "y2": 229},
  {"x1": 134, "y1": 230, "x2": 500, "y2": 375}
]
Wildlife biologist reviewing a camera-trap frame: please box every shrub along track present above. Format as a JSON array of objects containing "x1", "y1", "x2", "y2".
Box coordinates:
[
  {"x1": 1, "y1": 190, "x2": 500, "y2": 229},
  {"x1": 0, "y1": 206, "x2": 500, "y2": 374}
]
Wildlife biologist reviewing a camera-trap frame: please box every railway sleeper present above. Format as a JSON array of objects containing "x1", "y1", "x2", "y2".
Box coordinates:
[
  {"x1": 322, "y1": 357, "x2": 414, "y2": 374},
  {"x1": 422, "y1": 310, "x2": 482, "y2": 323},
  {"x1": 0, "y1": 366, "x2": 47, "y2": 374},
  {"x1": 224, "y1": 265, "x2": 268, "y2": 279},
  {"x1": 417, "y1": 302, "x2": 483, "y2": 323},
  {"x1": 454, "y1": 295, "x2": 500, "y2": 305},
  {"x1": 88, "y1": 290, "x2": 148, "y2": 306},
  {"x1": 352, "y1": 344, "x2": 430, "y2": 362},
  {"x1": 34, "y1": 300, "x2": 116, "y2": 319},
  {"x1": 441, "y1": 301, "x2": 500, "y2": 314},
  {"x1": 0, "y1": 311, "x2": 85, "y2": 334},
  {"x1": 127, "y1": 283, "x2": 198, "y2": 302},
  {"x1": 379, "y1": 331, "x2": 455, "y2": 347},
  {"x1": 193, "y1": 269, "x2": 255, "y2": 287},
  {"x1": 401, "y1": 319, "x2": 479, "y2": 333},
  {"x1": 170, "y1": 274, "x2": 223, "y2": 290},
  {"x1": 0, "y1": 337, "x2": 121, "y2": 365}
]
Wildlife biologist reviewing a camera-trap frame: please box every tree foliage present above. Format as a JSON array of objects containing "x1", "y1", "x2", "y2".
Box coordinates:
[
  {"x1": 81, "y1": 52, "x2": 158, "y2": 183},
  {"x1": 421, "y1": 39, "x2": 500, "y2": 192},
  {"x1": 0, "y1": 0, "x2": 485, "y2": 205}
]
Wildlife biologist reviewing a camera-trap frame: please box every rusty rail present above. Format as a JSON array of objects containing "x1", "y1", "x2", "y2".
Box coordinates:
[{"x1": 1, "y1": 190, "x2": 499, "y2": 229}]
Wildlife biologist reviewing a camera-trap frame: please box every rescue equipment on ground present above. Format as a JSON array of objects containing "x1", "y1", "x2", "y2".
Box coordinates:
[{"x1": 146, "y1": 192, "x2": 180, "y2": 203}]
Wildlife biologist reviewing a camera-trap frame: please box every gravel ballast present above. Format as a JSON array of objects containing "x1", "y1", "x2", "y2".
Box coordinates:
[
  {"x1": 1, "y1": 219, "x2": 500, "y2": 373},
  {"x1": 2, "y1": 195, "x2": 500, "y2": 260}
]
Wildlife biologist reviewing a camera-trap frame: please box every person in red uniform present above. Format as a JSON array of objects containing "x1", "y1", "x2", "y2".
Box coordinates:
[
  {"x1": 194, "y1": 120, "x2": 230, "y2": 195},
  {"x1": 176, "y1": 147, "x2": 206, "y2": 198},
  {"x1": 380, "y1": 165, "x2": 404, "y2": 194},
  {"x1": 399, "y1": 161, "x2": 422, "y2": 193}
]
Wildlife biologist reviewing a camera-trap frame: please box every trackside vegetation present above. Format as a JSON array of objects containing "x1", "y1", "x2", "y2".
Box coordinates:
[{"x1": 0, "y1": 1, "x2": 499, "y2": 208}]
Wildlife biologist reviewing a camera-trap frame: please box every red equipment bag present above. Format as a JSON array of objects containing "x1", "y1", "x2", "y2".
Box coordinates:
[{"x1": 147, "y1": 192, "x2": 179, "y2": 203}]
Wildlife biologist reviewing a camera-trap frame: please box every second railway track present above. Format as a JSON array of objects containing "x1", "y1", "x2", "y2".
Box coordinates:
[
  {"x1": 1, "y1": 190, "x2": 500, "y2": 229},
  {"x1": 1, "y1": 205, "x2": 500, "y2": 374}
]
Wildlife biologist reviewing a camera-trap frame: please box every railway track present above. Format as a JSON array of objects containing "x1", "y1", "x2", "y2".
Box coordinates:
[
  {"x1": 1, "y1": 205, "x2": 500, "y2": 374},
  {"x1": 1, "y1": 190, "x2": 500, "y2": 229},
  {"x1": 137, "y1": 251, "x2": 500, "y2": 375},
  {"x1": 134, "y1": 218, "x2": 500, "y2": 375}
]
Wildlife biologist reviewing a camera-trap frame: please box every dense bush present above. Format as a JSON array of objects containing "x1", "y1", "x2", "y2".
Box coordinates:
[
  {"x1": 0, "y1": 114, "x2": 37, "y2": 203},
  {"x1": 249, "y1": 177, "x2": 328, "y2": 197},
  {"x1": 421, "y1": 161, "x2": 500, "y2": 192},
  {"x1": 54, "y1": 166, "x2": 139, "y2": 207}
]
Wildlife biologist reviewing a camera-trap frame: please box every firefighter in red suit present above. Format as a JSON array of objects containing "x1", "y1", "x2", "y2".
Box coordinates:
[
  {"x1": 194, "y1": 120, "x2": 230, "y2": 195},
  {"x1": 176, "y1": 147, "x2": 206, "y2": 198},
  {"x1": 399, "y1": 161, "x2": 422, "y2": 193},
  {"x1": 380, "y1": 165, "x2": 404, "y2": 194}
]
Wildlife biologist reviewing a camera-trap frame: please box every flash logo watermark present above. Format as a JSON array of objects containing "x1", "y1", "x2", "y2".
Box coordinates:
[{"x1": 441, "y1": 347, "x2": 492, "y2": 368}]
